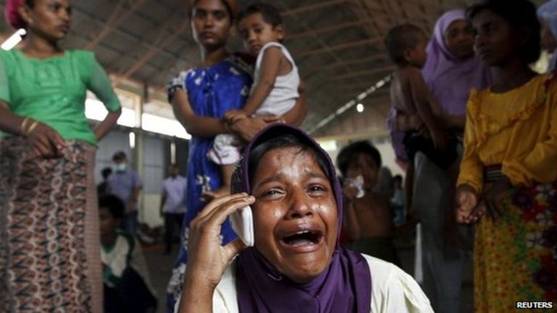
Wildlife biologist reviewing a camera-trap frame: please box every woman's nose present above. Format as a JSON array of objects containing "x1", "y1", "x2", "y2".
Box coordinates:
[
  {"x1": 204, "y1": 15, "x2": 215, "y2": 27},
  {"x1": 285, "y1": 190, "x2": 313, "y2": 220}
]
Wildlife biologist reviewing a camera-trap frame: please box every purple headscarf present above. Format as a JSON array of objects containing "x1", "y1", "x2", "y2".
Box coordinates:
[
  {"x1": 232, "y1": 124, "x2": 372, "y2": 313},
  {"x1": 538, "y1": 0, "x2": 557, "y2": 72},
  {"x1": 422, "y1": 9, "x2": 490, "y2": 116}
]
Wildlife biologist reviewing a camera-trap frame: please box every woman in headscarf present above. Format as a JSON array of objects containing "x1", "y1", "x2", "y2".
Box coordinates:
[
  {"x1": 0, "y1": 0, "x2": 121, "y2": 312},
  {"x1": 166, "y1": 0, "x2": 306, "y2": 310},
  {"x1": 175, "y1": 124, "x2": 433, "y2": 313},
  {"x1": 409, "y1": 9, "x2": 490, "y2": 313},
  {"x1": 457, "y1": 0, "x2": 557, "y2": 311},
  {"x1": 537, "y1": 0, "x2": 557, "y2": 72}
]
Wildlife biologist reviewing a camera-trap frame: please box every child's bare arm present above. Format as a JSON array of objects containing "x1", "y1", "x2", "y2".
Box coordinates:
[
  {"x1": 280, "y1": 80, "x2": 306, "y2": 126},
  {"x1": 406, "y1": 69, "x2": 440, "y2": 131},
  {"x1": 407, "y1": 69, "x2": 448, "y2": 149},
  {"x1": 241, "y1": 47, "x2": 283, "y2": 116}
]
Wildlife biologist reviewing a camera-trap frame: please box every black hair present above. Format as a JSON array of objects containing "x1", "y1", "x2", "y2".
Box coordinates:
[
  {"x1": 25, "y1": 0, "x2": 35, "y2": 6},
  {"x1": 467, "y1": 0, "x2": 541, "y2": 64},
  {"x1": 336, "y1": 141, "x2": 382, "y2": 177},
  {"x1": 101, "y1": 167, "x2": 112, "y2": 180},
  {"x1": 247, "y1": 133, "x2": 331, "y2": 187},
  {"x1": 98, "y1": 195, "x2": 125, "y2": 219},
  {"x1": 191, "y1": 0, "x2": 235, "y2": 22},
  {"x1": 384, "y1": 24, "x2": 425, "y2": 66},
  {"x1": 112, "y1": 151, "x2": 127, "y2": 162},
  {"x1": 237, "y1": 2, "x2": 282, "y2": 28}
]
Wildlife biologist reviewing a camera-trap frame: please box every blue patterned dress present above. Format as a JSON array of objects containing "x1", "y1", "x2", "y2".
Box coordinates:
[{"x1": 166, "y1": 55, "x2": 252, "y2": 312}]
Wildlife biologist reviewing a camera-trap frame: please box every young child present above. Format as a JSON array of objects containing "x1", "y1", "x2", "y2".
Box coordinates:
[
  {"x1": 337, "y1": 141, "x2": 400, "y2": 265},
  {"x1": 207, "y1": 3, "x2": 300, "y2": 196},
  {"x1": 99, "y1": 195, "x2": 157, "y2": 313},
  {"x1": 385, "y1": 24, "x2": 458, "y2": 213},
  {"x1": 386, "y1": 23, "x2": 456, "y2": 162}
]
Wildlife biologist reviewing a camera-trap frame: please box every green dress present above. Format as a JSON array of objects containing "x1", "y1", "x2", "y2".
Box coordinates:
[{"x1": 0, "y1": 49, "x2": 121, "y2": 144}]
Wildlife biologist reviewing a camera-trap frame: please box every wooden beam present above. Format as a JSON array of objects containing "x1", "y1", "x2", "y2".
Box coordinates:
[
  {"x1": 296, "y1": 38, "x2": 382, "y2": 58},
  {"x1": 118, "y1": 18, "x2": 188, "y2": 81},
  {"x1": 331, "y1": 66, "x2": 393, "y2": 81},
  {"x1": 278, "y1": 2, "x2": 365, "y2": 86},
  {"x1": 85, "y1": 0, "x2": 148, "y2": 50},
  {"x1": 283, "y1": 0, "x2": 348, "y2": 16},
  {"x1": 288, "y1": 20, "x2": 370, "y2": 41},
  {"x1": 73, "y1": 7, "x2": 185, "y2": 65},
  {"x1": 302, "y1": 54, "x2": 387, "y2": 78}
]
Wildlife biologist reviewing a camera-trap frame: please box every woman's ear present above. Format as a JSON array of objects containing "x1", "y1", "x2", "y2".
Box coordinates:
[{"x1": 402, "y1": 48, "x2": 413, "y2": 64}]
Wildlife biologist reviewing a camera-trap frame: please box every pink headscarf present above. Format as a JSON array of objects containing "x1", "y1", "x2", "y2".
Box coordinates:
[{"x1": 4, "y1": 0, "x2": 26, "y2": 29}]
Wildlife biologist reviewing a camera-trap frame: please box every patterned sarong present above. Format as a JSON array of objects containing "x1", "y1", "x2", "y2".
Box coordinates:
[
  {"x1": 474, "y1": 167, "x2": 557, "y2": 312},
  {"x1": 0, "y1": 136, "x2": 100, "y2": 312}
]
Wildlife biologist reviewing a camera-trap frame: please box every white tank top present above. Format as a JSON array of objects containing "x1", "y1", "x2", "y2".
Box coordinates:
[{"x1": 253, "y1": 42, "x2": 300, "y2": 116}]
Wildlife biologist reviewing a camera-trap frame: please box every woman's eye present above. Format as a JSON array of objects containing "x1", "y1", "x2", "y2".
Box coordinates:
[
  {"x1": 214, "y1": 11, "x2": 226, "y2": 20},
  {"x1": 308, "y1": 185, "x2": 326, "y2": 194},
  {"x1": 261, "y1": 188, "x2": 283, "y2": 198}
]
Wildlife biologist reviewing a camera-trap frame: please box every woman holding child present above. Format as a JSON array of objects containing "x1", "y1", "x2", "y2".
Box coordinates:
[
  {"x1": 385, "y1": 8, "x2": 489, "y2": 313},
  {"x1": 412, "y1": 9, "x2": 489, "y2": 313},
  {"x1": 456, "y1": 0, "x2": 557, "y2": 311},
  {"x1": 166, "y1": 0, "x2": 306, "y2": 310}
]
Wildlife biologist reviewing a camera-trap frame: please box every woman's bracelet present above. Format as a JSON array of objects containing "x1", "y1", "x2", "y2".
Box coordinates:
[
  {"x1": 20, "y1": 118, "x2": 29, "y2": 134},
  {"x1": 20, "y1": 118, "x2": 39, "y2": 136},
  {"x1": 26, "y1": 121, "x2": 39, "y2": 134}
]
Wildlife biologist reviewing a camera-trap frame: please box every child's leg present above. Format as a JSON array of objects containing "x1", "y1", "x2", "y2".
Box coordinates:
[
  {"x1": 217, "y1": 164, "x2": 235, "y2": 195},
  {"x1": 205, "y1": 134, "x2": 242, "y2": 200}
]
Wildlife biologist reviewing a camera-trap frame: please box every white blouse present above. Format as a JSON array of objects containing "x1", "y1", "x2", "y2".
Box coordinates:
[{"x1": 176, "y1": 254, "x2": 434, "y2": 313}]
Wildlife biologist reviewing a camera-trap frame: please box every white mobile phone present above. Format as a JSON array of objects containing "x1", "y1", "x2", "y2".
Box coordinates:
[{"x1": 230, "y1": 205, "x2": 254, "y2": 247}]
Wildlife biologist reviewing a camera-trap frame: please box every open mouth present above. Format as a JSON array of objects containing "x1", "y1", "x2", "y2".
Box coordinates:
[{"x1": 280, "y1": 230, "x2": 323, "y2": 247}]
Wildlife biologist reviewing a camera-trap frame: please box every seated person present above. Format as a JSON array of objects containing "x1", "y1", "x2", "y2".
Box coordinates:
[
  {"x1": 176, "y1": 124, "x2": 433, "y2": 313},
  {"x1": 337, "y1": 141, "x2": 400, "y2": 265},
  {"x1": 99, "y1": 195, "x2": 157, "y2": 313}
]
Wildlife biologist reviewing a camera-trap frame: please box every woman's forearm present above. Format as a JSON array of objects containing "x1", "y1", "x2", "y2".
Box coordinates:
[
  {"x1": 179, "y1": 275, "x2": 214, "y2": 313},
  {"x1": 171, "y1": 91, "x2": 227, "y2": 137},
  {"x1": 0, "y1": 104, "x2": 26, "y2": 136},
  {"x1": 94, "y1": 109, "x2": 121, "y2": 141}
]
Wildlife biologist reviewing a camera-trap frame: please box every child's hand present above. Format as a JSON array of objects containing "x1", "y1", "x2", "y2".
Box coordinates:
[
  {"x1": 224, "y1": 110, "x2": 248, "y2": 123},
  {"x1": 455, "y1": 185, "x2": 480, "y2": 223},
  {"x1": 343, "y1": 183, "x2": 359, "y2": 201}
]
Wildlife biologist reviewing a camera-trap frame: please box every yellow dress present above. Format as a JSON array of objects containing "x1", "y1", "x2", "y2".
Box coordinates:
[{"x1": 457, "y1": 73, "x2": 557, "y2": 312}]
